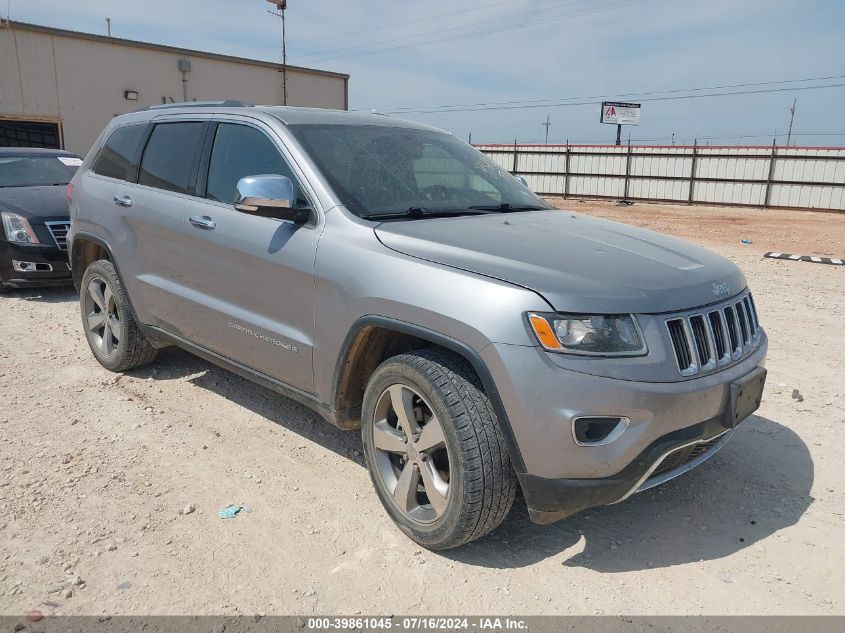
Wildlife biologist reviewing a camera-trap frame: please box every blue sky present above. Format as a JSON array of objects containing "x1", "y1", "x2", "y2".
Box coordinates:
[{"x1": 9, "y1": 0, "x2": 845, "y2": 145}]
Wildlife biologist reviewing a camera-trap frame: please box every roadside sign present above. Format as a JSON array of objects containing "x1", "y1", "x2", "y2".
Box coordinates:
[{"x1": 600, "y1": 101, "x2": 641, "y2": 126}]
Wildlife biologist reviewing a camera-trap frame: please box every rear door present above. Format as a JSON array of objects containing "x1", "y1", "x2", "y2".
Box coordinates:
[
  {"x1": 111, "y1": 118, "x2": 208, "y2": 333},
  {"x1": 179, "y1": 117, "x2": 321, "y2": 393}
]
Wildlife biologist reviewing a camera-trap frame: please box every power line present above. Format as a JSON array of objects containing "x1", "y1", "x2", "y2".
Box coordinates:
[
  {"x1": 369, "y1": 74, "x2": 845, "y2": 115},
  {"x1": 532, "y1": 132, "x2": 845, "y2": 144},
  {"x1": 374, "y1": 82, "x2": 845, "y2": 115},
  {"x1": 287, "y1": 0, "x2": 525, "y2": 45},
  {"x1": 293, "y1": 0, "x2": 595, "y2": 62},
  {"x1": 294, "y1": 0, "x2": 640, "y2": 64}
]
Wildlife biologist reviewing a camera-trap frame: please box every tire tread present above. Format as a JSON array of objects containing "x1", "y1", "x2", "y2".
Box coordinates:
[
  {"x1": 364, "y1": 349, "x2": 517, "y2": 549},
  {"x1": 80, "y1": 260, "x2": 158, "y2": 372}
]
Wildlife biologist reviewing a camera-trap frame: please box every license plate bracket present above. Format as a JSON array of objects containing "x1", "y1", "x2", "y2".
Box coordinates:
[{"x1": 728, "y1": 366, "x2": 767, "y2": 428}]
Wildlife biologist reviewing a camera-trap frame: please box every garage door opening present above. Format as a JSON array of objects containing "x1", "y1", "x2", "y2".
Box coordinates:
[{"x1": 0, "y1": 120, "x2": 62, "y2": 149}]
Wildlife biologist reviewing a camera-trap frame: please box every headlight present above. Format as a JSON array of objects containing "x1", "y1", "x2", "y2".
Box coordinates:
[
  {"x1": 1, "y1": 212, "x2": 40, "y2": 245},
  {"x1": 528, "y1": 313, "x2": 647, "y2": 356}
]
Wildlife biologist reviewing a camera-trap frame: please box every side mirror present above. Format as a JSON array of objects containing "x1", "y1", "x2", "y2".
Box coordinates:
[
  {"x1": 515, "y1": 175, "x2": 530, "y2": 189},
  {"x1": 234, "y1": 175, "x2": 310, "y2": 224}
]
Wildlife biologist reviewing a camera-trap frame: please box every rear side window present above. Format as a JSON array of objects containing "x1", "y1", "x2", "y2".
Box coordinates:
[
  {"x1": 92, "y1": 124, "x2": 147, "y2": 181},
  {"x1": 138, "y1": 122, "x2": 205, "y2": 194},
  {"x1": 205, "y1": 123, "x2": 305, "y2": 205}
]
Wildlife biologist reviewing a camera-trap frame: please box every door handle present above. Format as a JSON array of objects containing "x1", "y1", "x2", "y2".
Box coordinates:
[
  {"x1": 113, "y1": 194, "x2": 133, "y2": 207},
  {"x1": 189, "y1": 215, "x2": 216, "y2": 230}
]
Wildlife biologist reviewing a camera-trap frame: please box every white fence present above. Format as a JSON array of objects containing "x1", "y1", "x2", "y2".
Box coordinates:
[{"x1": 476, "y1": 143, "x2": 845, "y2": 211}]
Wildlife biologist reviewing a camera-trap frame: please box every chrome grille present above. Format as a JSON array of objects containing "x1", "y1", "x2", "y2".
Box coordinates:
[
  {"x1": 45, "y1": 221, "x2": 70, "y2": 251},
  {"x1": 736, "y1": 301, "x2": 750, "y2": 345},
  {"x1": 665, "y1": 291, "x2": 761, "y2": 376},
  {"x1": 667, "y1": 318, "x2": 696, "y2": 376},
  {"x1": 708, "y1": 311, "x2": 727, "y2": 361}
]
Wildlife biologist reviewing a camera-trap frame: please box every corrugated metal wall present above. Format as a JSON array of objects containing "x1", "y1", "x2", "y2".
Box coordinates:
[
  {"x1": 478, "y1": 143, "x2": 845, "y2": 211},
  {"x1": 0, "y1": 23, "x2": 348, "y2": 155}
]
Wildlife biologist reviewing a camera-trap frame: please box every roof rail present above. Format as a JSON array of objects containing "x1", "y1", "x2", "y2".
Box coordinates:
[{"x1": 134, "y1": 100, "x2": 254, "y2": 112}]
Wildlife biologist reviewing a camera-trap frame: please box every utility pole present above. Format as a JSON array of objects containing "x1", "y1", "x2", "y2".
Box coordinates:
[
  {"x1": 786, "y1": 98, "x2": 797, "y2": 146},
  {"x1": 267, "y1": 0, "x2": 288, "y2": 106},
  {"x1": 106, "y1": 17, "x2": 111, "y2": 37},
  {"x1": 541, "y1": 115, "x2": 552, "y2": 144}
]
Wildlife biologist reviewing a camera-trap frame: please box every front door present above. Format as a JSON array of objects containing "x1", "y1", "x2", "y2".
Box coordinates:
[{"x1": 179, "y1": 120, "x2": 319, "y2": 394}]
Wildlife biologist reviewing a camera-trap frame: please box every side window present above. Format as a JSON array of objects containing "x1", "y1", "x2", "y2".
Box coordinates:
[
  {"x1": 205, "y1": 123, "x2": 305, "y2": 206},
  {"x1": 92, "y1": 124, "x2": 147, "y2": 181},
  {"x1": 138, "y1": 122, "x2": 205, "y2": 194}
]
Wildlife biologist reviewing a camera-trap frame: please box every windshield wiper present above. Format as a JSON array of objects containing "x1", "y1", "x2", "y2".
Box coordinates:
[
  {"x1": 363, "y1": 207, "x2": 494, "y2": 221},
  {"x1": 466, "y1": 203, "x2": 547, "y2": 212}
]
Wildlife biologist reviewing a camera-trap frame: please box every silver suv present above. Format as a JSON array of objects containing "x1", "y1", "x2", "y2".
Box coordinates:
[{"x1": 68, "y1": 103, "x2": 767, "y2": 549}]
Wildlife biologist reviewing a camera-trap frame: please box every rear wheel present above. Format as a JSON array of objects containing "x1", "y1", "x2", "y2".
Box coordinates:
[
  {"x1": 80, "y1": 259, "x2": 158, "y2": 371},
  {"x1": 361, "y1": 349, "x2": 517, "y2": 549}
]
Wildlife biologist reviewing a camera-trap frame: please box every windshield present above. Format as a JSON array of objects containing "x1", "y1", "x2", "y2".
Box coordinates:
[
  {"x1": 288, "y1": 124, "x2": 548, "y2": 218},
  {"x1": 0, "y1": 155, "x2": 80, "y2": 188}
]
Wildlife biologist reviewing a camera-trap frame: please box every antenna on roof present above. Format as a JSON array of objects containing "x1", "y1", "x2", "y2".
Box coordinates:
[{"x1": 266, "y1": 0, "x2": 288, "y2": 106}]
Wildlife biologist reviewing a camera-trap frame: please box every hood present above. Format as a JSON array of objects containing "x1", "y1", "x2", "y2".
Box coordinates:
[
  {"x1": 375, "y1": 210, "x2": 746, "y2": 314},
  {"x1": 0, "y1": 185, "x2": 69, "y2": 221}
]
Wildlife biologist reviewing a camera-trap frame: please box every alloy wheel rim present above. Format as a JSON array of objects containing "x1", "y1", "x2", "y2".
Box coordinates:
[
  {"x1": 372, "y1": 383, "x2": 451, "y2": 524},
  {"x1": 84, "y1": 276, "x2": 121, "y2": 358}
]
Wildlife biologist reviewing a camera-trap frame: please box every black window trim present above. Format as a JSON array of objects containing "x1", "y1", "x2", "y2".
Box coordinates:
[
  {"x1": 135, "y1": 119, "x2": 209, "y2": 196},
  {"x1": 196, "y1": 118, "x2": 314, "y2": 213},
  {"x1": 90, "y1": 122, "x2": 150, "y2": 183}
]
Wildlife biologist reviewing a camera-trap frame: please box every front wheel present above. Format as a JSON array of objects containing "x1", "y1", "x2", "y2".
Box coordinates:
[
  {"x1": 79, "y1": 259, "x2": 158, "y2": 372},
  {"x1": 361, "y1": 349, "x2": 517, "y2": 549}
]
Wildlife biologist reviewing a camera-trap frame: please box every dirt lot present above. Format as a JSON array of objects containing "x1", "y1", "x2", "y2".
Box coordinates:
[{"x1": 1, "y1": 200, "x2": 844, "y2": 616}]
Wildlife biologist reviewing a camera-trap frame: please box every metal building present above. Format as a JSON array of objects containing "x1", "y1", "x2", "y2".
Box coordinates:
[{"x1": 0, "y1": 20, "x2": 349, "y2": 155}]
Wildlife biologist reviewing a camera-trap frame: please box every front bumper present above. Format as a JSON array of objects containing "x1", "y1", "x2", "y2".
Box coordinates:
[
  {"x1": 0, "y1": 241, "x2": 72, "y2": 288},
  {"x1": 520, "y1": 416, "x2": 736, "y2": 524},
  {"x1": 481, "y1": 334, "x2": 767, "y2": 523}
]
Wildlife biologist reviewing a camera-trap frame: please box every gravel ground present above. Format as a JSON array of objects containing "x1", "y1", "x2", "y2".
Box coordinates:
[{"x1": 1, "y1": 200, "x2": 843, "y2": 616}]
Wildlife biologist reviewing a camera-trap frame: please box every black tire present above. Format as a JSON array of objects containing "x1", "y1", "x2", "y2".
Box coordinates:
[
  {"x1": 361, "y1": 349, "x2": 517, "y2": 549},
  {"x1": 79, "y1": 259, "x2": 158, "y2": 372}
]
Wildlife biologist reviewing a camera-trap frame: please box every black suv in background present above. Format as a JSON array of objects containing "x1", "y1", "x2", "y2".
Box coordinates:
[{"x1": 0, "y1": 148, "x2": 81, "y2": 291}]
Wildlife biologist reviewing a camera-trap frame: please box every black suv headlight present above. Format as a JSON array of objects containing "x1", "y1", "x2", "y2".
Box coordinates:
[{"x1": 527, "y1": 313, "x2": 647, "y2": 356}]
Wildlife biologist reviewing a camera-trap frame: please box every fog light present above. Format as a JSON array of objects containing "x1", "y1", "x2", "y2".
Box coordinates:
[
  {"x1": 12, "y1": 260, "x2": 52, "y2": 272},
  {"x1": 572, "y1": 416, "x2": 629, "y2": 446}
]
